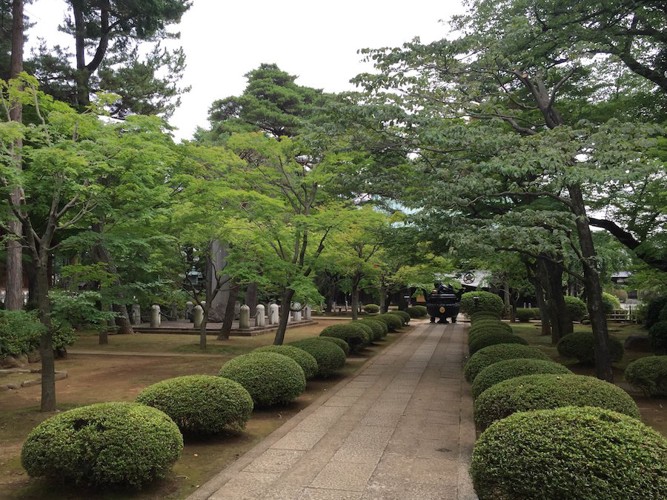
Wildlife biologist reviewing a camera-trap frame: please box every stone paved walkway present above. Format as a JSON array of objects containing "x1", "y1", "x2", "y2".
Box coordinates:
[{"x1": 189, "y1": 321, "x2": 477, "y2": 500}]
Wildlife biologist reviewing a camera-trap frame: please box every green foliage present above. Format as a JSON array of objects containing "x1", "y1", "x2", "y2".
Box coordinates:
[
  {"x1": 564, "y1": 296, "x2": 588, "y2": 322},
  {"x1": 0, "y1": 310, "x2": 44, "y2": 358},
  {"x1": 648, "y1": 321, "x2": 667, "y2": 354},
  {"x1": 601, "y1": 292, "x2": 622, "y2": 314},
  {"x1": 218, "y1": 352, "x2": 306, "y2": 407},
  {"x1": 351, "y1": 321, "x2": 375, "y2": 342},
  {"x1": 470, "y1": 311, "x2": 502, "y2": 323},
  {"x1": 556, "y1": 332, "x2": 625, "y2": 364},
  {"x1": 315, "y1": 336, "x2": 350, "y2": 356},
  {"x1": 49, "y1": 290, "x2": 116, "y2": 331},
  {"x1": 21, "y1": 402, "x2": 183, "y2": 489},
  {"x1": 460, "y1": 291, "x2": 504, "y2": 316},
  {"x1": 464, "y1": 344, "x2": 551, "y2": 383},
  {"x1": 363, "y1": 304, "x2": 380, "y2": 314},
  {"x1": 136, "y1": 375, "x2": 253, "y2": 435},
  {"x1": 469, "y1": 332, "x2": 529, "y2": 356},
  {"x1": 406, "y1": 306, "x2": 427, "y2": 318},
  {"x1": 255, "y1": 345, "x2": 319, "y2": 379},
  {"x1": 472, "y1": 359, "x2": 572, "y2": 399},
  {"x1": 469, "y1": 320, "x2": 513, "y2": 336},
  {"x1": 288, "y1": 338, "x2": 347, "y2": 377},
  {"x1": 645, "y1": 296, "x2": 667, "y2": 329},
  {"x1": 375, "y1": 313, "x2": 402, "y2": 332},
  {"x1": 471, "y1": 406, "x2": 667, "y2": 500},
  {"x1": 320, "y1": 323, "x2": 370, "y2": 352},
  {"x1": 515, "y1": 307, "x2": 539, "y2": 322},
  {"x1": 624, "y1": 356, "x2": 667, "y2": 397},
  {"x1": 474, "y1": 374, "x2": 640, "y2": 430}
]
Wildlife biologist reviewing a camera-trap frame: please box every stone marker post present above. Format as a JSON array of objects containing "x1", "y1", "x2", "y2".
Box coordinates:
[
  {"x1": 269, "y1": 303, "x2": 280, "y2": 325},
  {"x1": 239, "y1": 304, "x2": 251, "y2": 330},
  {"x1": 150, "y1": 305, "x2": 161, "y2": 327},
  {"x1": 292, "y1": 302, "x2": 302, "y2": 322},
  {"x1": 304, "y1": 305, "x2": 311, "y2": 320},
  {"x1": 255, "y1": 304, "x2": 266, "y2": 327},
  {"x1": 193, "y1": 305, "x2": 204, "y2": 329},
  {"x1": 131, "y1": 304, "x2": 141, "y2": 325}
]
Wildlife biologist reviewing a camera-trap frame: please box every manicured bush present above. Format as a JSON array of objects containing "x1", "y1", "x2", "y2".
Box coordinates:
[
  {"x1": 218, "y1": 352, "x2": 306, "y2": 407},
  {"x1": 468, "y1": 326, "x2": 516, "y2": 348},
  {"x1": 564, "y1": 295, "x2": 587, "y2": 322},
  {"x1": 602, "y1": 292, "x2": 622, "y2": 314},
  {"x1": 413, "y1": 305, "x2": 428, "y2": 317},
  {"x1": 468, "y1": 332, "x2": 528, "y2": 356},
  {"x1": 316, "y1": 335, "x2": 351, "y2": 356},
  {"x1": 625, "y1": 356, "x2": 667, "y2": 397},
  {"x1": 474, "y1": 373, "x2": 640, "y2": 430},
  {"x1": 470, "y1": 311, "x2": 501, "y2": 323},
  {"x1": 460, "y1": 291, "x2": 504, "y2": 316},
  {"x1": 464, "y1": 344, "x2": 551, "y2": 383},
  {"x1": 515, "y1": 307, "x2": 539, "y2": 322},
  {"x1": 289, "y1": 338, "x2": 347, "y2": 377},
  {"x1": 357, "y1": 319, "x2": 387, "y2": 340},
  {"x1": 469, "y1": 320, "x2": 513, "y2": 336},
  {"x1": 255, "y1": 345, "x2": 319, "y2": 379},
  {"x1": 471, "y1": 406, "x2": 667, "y2": 500},
  {"x1": 21, "y1": 402, "x2": 183, "y2": 489},
  {"x1": 406, "y1": 306, "x2": 426, "y2": 318},
  {"x1": 648, "y1": 321, "x2": 667, "y2": 354},
  {"x1": 556, "y1": 331, "x2": 624, "y2": 364},
  {"x1": 363, "y1": 304, "x2": 380, "y2": 314},
  {"x1": 136, "y1": 375, "x2": 253, "y2": 435},
  {"x1": 319, "y1": 323, "x2": 369, "y2": 352},
  {"x1": 375, "y1": 313, "x2": 403, "y2": 332},
  {"x1": 471, "y1": 359, "x2": 572, "y2": 399},
  {"x1": 393, "y1": 310, "x2": 411, "y2": 325},
  {"x1": 352, "y1": 321, "x2": 375, "y2": 342}
]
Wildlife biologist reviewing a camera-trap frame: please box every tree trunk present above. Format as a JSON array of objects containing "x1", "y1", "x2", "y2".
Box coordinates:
[
  {"x1": 568, "y1": 184, "x2": 613, "y2": 382},
  {"x1": 35, "y1": 252, "x2": 56, "y2": 412},
  {"x1": 5, "y1": 0, "x2": 24, "y2": 311},
  {"x1": 379, "y1": 284, "x2": 387, "y2": 312},
  {"x1": 273, "y1": 288, "x2": 296, "y2": 345},
  {"x1": 218, "y1": 282, "x2": 238, "y2": 340},
  {"x1": 245, "y1": 282, "x2": 258, "y2": 317}
]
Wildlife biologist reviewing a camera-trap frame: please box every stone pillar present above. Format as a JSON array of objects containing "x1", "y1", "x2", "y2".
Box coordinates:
[
  {"x1": 150, "y1": 305, "x2": 161, "y2": 327},
  {"x1": 255, "y1": 304, "x2": 266, "y2": 327},
  {"x1": 292, "y1": 302, "x2": 302, "y2": 322},
  {"x1": 269, "y1": 303, "x2": 280, "y2": 325},
  {"x1": 239, "y1": 304, "x2": 250, "y2": 330},
  {"x1": 304, "y1": 305, "x2": 311, "y2": 320},
  {"x1": 185, "y1": 301, "x2": 194, "y2": 321},
  {"x1": 193, "y1": 305, "x2": 204, "y2": 329},
  {"x1": 131, "y1": 304, "x2": 141, "y2": 325}
]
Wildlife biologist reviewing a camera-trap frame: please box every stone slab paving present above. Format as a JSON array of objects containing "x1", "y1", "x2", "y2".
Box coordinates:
[{"x1": 189, "y1": 321, "x2": 477, "y2": 500}]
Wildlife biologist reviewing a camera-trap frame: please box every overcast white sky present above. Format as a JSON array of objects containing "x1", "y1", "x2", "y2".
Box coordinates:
[{"x1": 25, "y1": 0, "x2": 465, "y2": 141}]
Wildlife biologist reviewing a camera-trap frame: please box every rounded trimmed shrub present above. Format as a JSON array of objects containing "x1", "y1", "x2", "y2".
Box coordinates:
[
  {"x1": 319, "y1": 323, "x2": 369, "y2": 352},
  {"x1": 289, "y1": 338, "x2": 347, "y2": 377},
  {"x1": 468, "y1": 332, "x2": 528, "y2": 356},
  {"x1": 460, "y1": 291, "x2": 504, "y2": 316},
  {"x1": 406, "y1": 306, "x2": 426, "y2": 318},
  {"x1": 648, "y1": 321, "x2": 667, "y2": 354},
  {"x1": 358, "y1": 319, "x2": 387, "y2": 341},
  {"x1": 625, "y1": 355, "x2": 667, "y2": 397},
  {"x1": 645, "y1": 295, "x2": 667, "y2": 329},
  {"x1": 413, "y1": 305, "x2": 428, "y2": 317},
  {"x1": 515, "y1": 307, "x2": 539, "y2": 322},
  {"x1": 316, "y1": 335, "x2": 350, "y2": 356},
  {"x1": 393, "y1": 310, "x2": 411, "y2": 325},
  {"x1": 363, "y1": 304, "x2": 380, "y2": 314},
  {"x1": 218, "y1": 352, "x2": 306, "y2": 407},
  {"x1": 375, "y1": 313, "x2": 403, "y2": 332},
  {"x1": 471, "y1": 406, "x2": 667, "y2": 500},
  {"x1": 464, "y1": 344, "x2": 551, "y2": 383},
  {"x1": 255, "y1": 345, "x2": 319, "y2": 380},
  {"x1": 471, "y1": 359, "x2": 572, "y2": 399},
  {"x1": 556, "y1": 331, "x2": 624, "y2": 364},
  {"x1": 469, "y1": 320, "x2": 513, "y2": 336},
  {"x1": 136, "y1": 375, "x2": 253, "y2": 435},
  {"x1": 352, "y1": 321, "x2": 375, "y2": 342},
  {"x1": 564, "y1": 295, "x2": 587, "y2": 322},
  {"x1": 21, "y1": 402, "x2": 183, "y2": 489},
  {"x1": 473, "y1": 373, "x2": 640, "y2": 430},
  {"x1": 470, "y1": 311, "x2": 501, "y2": 323}
]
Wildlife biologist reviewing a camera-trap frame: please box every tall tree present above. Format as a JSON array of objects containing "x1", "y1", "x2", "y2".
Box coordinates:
[{"x1": 28, "y1": 0, "x2": 191, "y2": 117}]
